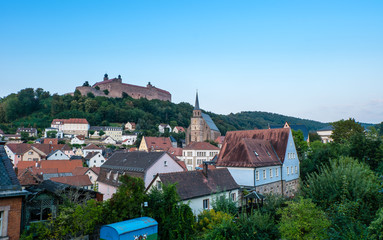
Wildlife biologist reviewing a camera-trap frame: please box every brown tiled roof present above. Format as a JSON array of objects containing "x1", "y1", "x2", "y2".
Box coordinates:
[
  {"x1": 18, "y1": 168, "x2": 42, "y2": 186},
  {"x1": 157, "y1": 168, "x2": 239, "y2": 200},
  {"x1": 32, "y1": 144, "x2": 65, "y2": 155},
  {"x1": 51, "y1": 118, "x2": 89, "y2": 124},
  {"x1": 0, "y1": 129, "x2": 4, "y2": 134},
  {"x1": 217, "y1": 128, "x2": 290, "y2": 165},
  {"x1": 61, "y1": 144, "x2": 72, "y2": 151},
  {"x1": 144, "y1": 137, "x2": 172, "y2": 151},
  {"x1": 76, "y1": 135, "x2": 85, "y2": 140},
  {"x1": 217, "y1": 138, "x2": 281, "y2": 168},
  {"x1": 6, "y1": 143, "x2": 31, "y2": 155},
  {"x1": 183, "y1": 142, "x2": 220, "y2": 151},
  {"x1": 50, "y1": 175, "x2": 92, "y2": 187},
  {"x1": 168, "y1": 147, "x2": 183, "y2": 157},
  {"x1": 83, "y1": 144, "x2": 102, "y2": 150},
  {"x1": 43, "y1": 138, "x2": 58, "y2": 145},
  {"x1": 30, "y1": 167, "x2": 59, "y2": 175},
  {"x1": 90, "y1": 167, "x2": 100, "y2": 175},
  {"x1": 41, "y1": 160, "x2": 83, "y2": 173},
  {"x1": 72, "y1": 167, "x2": 89, "y2": 176},
  {"x1": 198, "y1": 164, "x2": 216, "y2": 170}
]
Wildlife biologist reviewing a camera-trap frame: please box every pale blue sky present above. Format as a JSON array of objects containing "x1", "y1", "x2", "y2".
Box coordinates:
[{"x1": 1, "y1": 1, "x2": 382, "y2": 123}]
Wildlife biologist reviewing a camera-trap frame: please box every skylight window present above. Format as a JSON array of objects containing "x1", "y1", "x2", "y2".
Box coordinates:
[
  {"x1": 266, "y1": 150, "x2": 271, "y2": 156},
  {"x1": 254, "y1": 151, "x2": 259, "y2": 156}
]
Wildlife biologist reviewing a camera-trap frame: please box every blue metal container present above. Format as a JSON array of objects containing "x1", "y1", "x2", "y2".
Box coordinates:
[{"x1": 100, "y1": 217, "x2": 158, "y2": 240}]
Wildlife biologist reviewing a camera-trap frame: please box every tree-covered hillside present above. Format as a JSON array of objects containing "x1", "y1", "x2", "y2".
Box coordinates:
[{"x1": 0, "y1": 88, "x2": 328, "y2": 135}]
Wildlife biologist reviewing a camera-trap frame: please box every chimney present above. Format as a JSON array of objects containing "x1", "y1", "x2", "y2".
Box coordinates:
[{"x1": 203, "y1": 162, "x2": 208, "y2": 178}]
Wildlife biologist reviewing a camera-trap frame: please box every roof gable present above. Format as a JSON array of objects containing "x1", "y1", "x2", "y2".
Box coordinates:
[
  {"x1": 218, "y1": 128, "x2": 290, "y2": 164},
  {"x1": 183, "y1": 142, "x2": 220, "y2": 150},
  {"x1": 144, "y1": 137, "x2": 172, "y2": 151}
]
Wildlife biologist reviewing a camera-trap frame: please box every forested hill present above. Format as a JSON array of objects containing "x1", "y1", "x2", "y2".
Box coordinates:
[{"x1": 0, "y1": 88, "x2": 327, "y2": 135}]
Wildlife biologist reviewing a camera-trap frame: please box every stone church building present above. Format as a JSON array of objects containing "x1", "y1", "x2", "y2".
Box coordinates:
[{"x1": 186, "y1": 93, "x2": 221, "y2": 145}]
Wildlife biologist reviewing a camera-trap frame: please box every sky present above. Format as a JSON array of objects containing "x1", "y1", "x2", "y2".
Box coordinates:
[{"x1": 1, "y1": 1, "x2": 383, "y2": 124}]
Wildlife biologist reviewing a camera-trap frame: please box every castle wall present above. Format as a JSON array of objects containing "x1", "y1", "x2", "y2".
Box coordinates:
[{"x1": 76, "y1": 79, "x2": 171, "y2": 102}]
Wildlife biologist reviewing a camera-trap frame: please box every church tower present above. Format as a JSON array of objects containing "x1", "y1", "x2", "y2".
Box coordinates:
[{"x1": 189, "y1": 92, "x2": 204, "y2": 143}]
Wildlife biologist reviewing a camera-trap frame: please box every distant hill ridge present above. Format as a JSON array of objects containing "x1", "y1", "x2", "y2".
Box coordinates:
[{"x1": 0, "y1": 87, "x2": 330, "y2": 135}]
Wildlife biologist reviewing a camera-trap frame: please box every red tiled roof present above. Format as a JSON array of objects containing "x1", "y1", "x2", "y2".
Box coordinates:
[
  {"x1": 168, "y1": 147, "x2": 183, "y2": 157},
  {"x1": 83, "y1": 144, "x2": 102, "y2": 150},
  {"x1": 217, "y1": 128, "x2": 290, "y2": 166},
  {"x1": 41, "y1": 160, "x2": 83, "y2": 173},
  {"x1": 143, "y1": 137, "x2": 172, "y2": 151},
  {"x1": 51, "y1": 118, "x2": 89, "y2": 124},
  {"x1": 198, "y1": 164, "x2": 216, "y2": 170},
  {"x1": 174, "y1": 126, "x2": 185, "y2": 132},
  {"x1": 176, "y1": 160, "x2": 188, "y2": 171},
  {"x1": 215, "y1": 136, "x2": 225, "y2": 144},
  {"x1": 17, "y1": 161, "x2": 37, "y2": 169},
  {"x1": 183, "y1": 142, "x2": 220, "y2": 151},
  {"x1": 43, "y1": 138, "x2": 58, "y2": 145},
  {"x1": 72, "y1": 167, "x2": 89, "y2": 176},
  {"x1": 76, "y1": 135, "x2": 85, "y2": 140},
  {"x1": 50, "y1": 175, "x2": 92, "y2": 187}
]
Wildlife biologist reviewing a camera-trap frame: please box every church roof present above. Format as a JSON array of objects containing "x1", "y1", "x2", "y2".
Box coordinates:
[{"x1": 202, "y1": 113, "x2": 219, "y2": 132}]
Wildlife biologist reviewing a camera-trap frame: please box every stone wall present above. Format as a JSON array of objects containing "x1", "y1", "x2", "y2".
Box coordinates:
[{"x1": 255, "y1": 178, "x2": 299, "y2": 197}]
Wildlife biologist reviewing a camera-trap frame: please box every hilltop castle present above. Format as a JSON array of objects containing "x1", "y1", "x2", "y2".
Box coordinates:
[{"x1": 75, "y1": 74, "x2": 171, "y2": 101}]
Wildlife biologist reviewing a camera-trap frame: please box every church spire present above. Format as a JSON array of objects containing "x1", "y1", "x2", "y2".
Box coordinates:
[{"x1": 194, "y1": 91, "x2": 200, "y2": 110}]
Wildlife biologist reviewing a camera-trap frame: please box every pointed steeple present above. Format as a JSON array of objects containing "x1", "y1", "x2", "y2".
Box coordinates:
[{"x1": 194, "y1": 91, "x2": 200, "y2": 110}]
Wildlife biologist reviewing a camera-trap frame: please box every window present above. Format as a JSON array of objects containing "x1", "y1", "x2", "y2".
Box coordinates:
[
  {"x1": 187, "y1": 159, "x2": 192, "y2": 165},
  {"x1": 276, "y1": 168, "x2": 279, "y2": 177},
  {"x1": 254, "y1": 151, "x2": 259, "y2": 156},
  {"x1": 157, "y1": 181, "x2": 162, "y2": 190},
  {"x1": 203, "y1": 199, "x2": 209, "y2": 210},
  {"x1": 94, "y1": 160, "x2": 96, "y2": 163},
  {"x1": 231, "y1": 193, "x2": 236, "y2": 201},
  {"x1": 270, "y1": 169, "x2": 273, "y2": 178},
  {"x1": 187, "y1": 152, "x2": 192, "y2": 157},
  {"x1": 287, "y1": 167, "x2": 289, "y2": 175},
  {"x1": 197, "y1": 159, "x2": 202, "y2": 165},
  {"x1": 263, "y1": 170, "x2": 266, "y2": 179},
  {"x1": 295, "y1": 166, "x2": 298, "y2": 174},
  {"x1": 29, "y1": 151, "x2": 33, "y2": 155},
  {"x1": 164, "y1": 161, "x2": 168, "y2": 167},
  {"x1": 256, "y1": 171, "x2": 259, "y2": 181}
]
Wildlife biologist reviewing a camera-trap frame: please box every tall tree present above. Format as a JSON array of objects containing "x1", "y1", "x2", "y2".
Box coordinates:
[{"x1": 331, "y1": 118, "x2": 364, "y2": 143}]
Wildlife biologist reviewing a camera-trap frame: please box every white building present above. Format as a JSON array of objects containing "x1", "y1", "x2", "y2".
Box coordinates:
[
  {"x1": 181, "y1": 142, "x2": 220, "y2": 171},
  {"x1": 51, "y1": 118, "x2": 90, "y2": 137}
]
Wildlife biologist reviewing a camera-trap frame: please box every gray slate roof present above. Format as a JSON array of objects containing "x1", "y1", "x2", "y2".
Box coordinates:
[
  {"x1": 202, "y1": 113, "x2": 219, "y2": 132},
  {"x1": 102, "y1": 151, "x2": 166, "y2": 172},
  {"x1": 0, "y1": 145, "x2": 28, "y2": 197}
]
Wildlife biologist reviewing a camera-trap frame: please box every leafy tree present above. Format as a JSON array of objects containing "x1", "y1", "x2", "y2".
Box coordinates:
[
  {"x1": 46, "y1": 131, "x2": 57, "y2": 138},
  {"x1": 309, "y1": 132, "x2": 321, "y2": 143},
  {"x1": 99, "y1": 130, "x2": 105, "y2": 136},
  {"x1": 302, "y1": 156, "x2": 382, "y2": 224},
  {"x1": 20, "y1": 131, "x2": 30, "y2": 141},
  {"x1": 278, "y1": 197, "x2": 331, "y2": 240},
  {"x1": 103, "y1": 89, "x2": 109, "y2": 95},
  {"x1": 211, "y1": 193, "x2": 237, "y2": 216},
  {"x1": 292, "y1": 129, "x2": 308, "y2": 161},
  {"x1": 331, "y1": 118, "x2": 364, "y2": 143},
  {"x1": 196, "y1": 209, "x2": 233, "y2": 236},
  {"x1": 94, "y1": 86, "x2": 100, "y2": 90},
  {"x1": 86, "y1": 92, "x2": 95, "y2": 98},
  {"x1": 368, "y1": 207, "x2": 383, "y2": 239},
  {"x1": 104, "y1": 175, "x2": 146, "y2": 223},
  {"x1": 236, "y1": 210, "x2": 279, "y2": 240},
  {"x1": 82, "y1": 81, "x2": 90, "y2": 87},
  {"x1": 146, "y1": 184, "x2": 195, "y2": 239}
]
